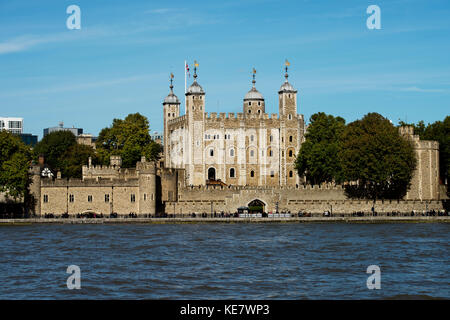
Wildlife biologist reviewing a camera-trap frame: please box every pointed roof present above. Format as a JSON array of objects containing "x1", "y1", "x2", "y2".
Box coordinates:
[
  {"x1": 163, "y1": 73, "x2": 180, "y2": 104},
  {"x1": 187, "y1": 61, "x2": 204, "y2": 94},
  {"x1": 244, "y1": 68, "x2": 264, "y2": 101},
  {"x1": 279, "y1": 63, "x2": 297, "y2": 93}
]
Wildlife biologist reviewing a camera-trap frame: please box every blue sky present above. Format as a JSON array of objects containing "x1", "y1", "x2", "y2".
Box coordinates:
[{"x1": 0, "y1": 0, "x2": 449, "y2": 139}]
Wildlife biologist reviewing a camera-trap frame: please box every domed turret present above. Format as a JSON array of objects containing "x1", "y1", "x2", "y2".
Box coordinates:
[
  {"x1": 278, "y1": 60, "x2": 298, "y2": 117},
  {"x1": 244, "y1": 68, "x2": 264, "y2": 101},
  {"x1": 278, "y1": 63, "x2": 297, "y2": 94},
  {"x1": 187, "y1": 62, "x2": 204, "y2": 95},
  {"x1": 163, "y1": 74, "x2": 180, "y2": 105},
  {"x1": 243, "y1": 68, "x2": 265, "y2": 116}
]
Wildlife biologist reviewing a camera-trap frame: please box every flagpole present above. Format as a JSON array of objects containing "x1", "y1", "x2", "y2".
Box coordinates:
[{"x1": 184, "y1": 60, "x2": 187, "y2": 114}]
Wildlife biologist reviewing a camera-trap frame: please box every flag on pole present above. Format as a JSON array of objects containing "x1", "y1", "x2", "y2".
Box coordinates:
[{"x1": 185, "y1": 62, "x2": 190, "y2": 78}]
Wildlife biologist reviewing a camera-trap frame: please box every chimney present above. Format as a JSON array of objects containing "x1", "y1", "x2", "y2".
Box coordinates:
[{"x1": 38, "y1": 154, "x2": 44, "y2": 167}]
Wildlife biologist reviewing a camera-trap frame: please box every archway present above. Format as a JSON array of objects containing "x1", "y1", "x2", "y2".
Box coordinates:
[
  {"x1": 207, "y1": 167, "x2": 216, "y2": 181},
  {"x1": 247, "y1": 199, "x2": 265, "y2": 213}
]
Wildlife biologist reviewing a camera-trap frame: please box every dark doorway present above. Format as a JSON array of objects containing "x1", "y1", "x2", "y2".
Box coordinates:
[
  {"x1": 208, "y1": 167, "x2": 216, "y2": 181},
  {"x1": 248, "y1": 199, "x2": 265, "y2": 213}
]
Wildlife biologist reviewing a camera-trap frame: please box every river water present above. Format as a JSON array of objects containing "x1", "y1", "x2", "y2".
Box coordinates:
[{"x1": 0, "y1": 223, "x2": 448, "y2": 299}]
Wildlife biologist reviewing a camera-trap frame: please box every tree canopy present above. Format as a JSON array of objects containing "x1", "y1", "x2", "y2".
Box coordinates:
[
  {"x1": 34, "y1": 130, "x2": 95, "y2": 178},
  {"x1": 340, "y1": 113, "x2": 416, "y2": 199},
  {"x1": 295, "y1": 112, "x2": 346, "y2": 184},
  {"x1": 96, "y1": 113, "x2": 162, "y2": 168},
  {"x1": 0, "y1": 131, "x2": 32, "y2": 199}
]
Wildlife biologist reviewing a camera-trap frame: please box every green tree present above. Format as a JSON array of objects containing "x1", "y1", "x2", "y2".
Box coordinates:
[
  {"x1": 96, "y1": 113, "x2": 162, "y2": 167},
  {"x1": 60, "y1": 143, "x2": 97, "y2": 179},
  {"x1": 34, "y1": 130, "x2": 77, "y2": 170},
  {"x1": 295, "y1": 112, "x2": 346, "y2": 184},
  {"x1": 34, "y1": 130, "x2": 95, "y2": 178},
  {"x1": 340, "y1": 113, "x2": 416, "y2": 199},
  {"x1": 0, "y1": 131, "x2": 32, "y2": 200}
]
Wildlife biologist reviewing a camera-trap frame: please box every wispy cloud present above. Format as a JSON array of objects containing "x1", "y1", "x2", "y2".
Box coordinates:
[
  {"x1": 144, "y1": 8, "x2": 173, "y2": 14},
  {"x1": 0, "y1": 35, "x2": 58, "y2": 54},
  {"x1": 0, "y1": 74, "x2": 163, "y2": 98},
  {"x1": 398, "y1": 86, "x2": 449, "y2": 93},
  {"x1": 0, "y1": 28, "x2": 110, "y2": 55}
]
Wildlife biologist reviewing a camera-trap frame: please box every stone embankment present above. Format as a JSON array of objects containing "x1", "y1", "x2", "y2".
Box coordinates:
[{"x1": 0, "y1": 216, "x2": 449, "y2": 225}]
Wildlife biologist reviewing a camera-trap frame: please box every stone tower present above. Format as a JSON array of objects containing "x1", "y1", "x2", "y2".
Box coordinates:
[
  {"x1": 29, "y1": 164, "x2": 41, "y2": 216},
  {"x1": 137, "y1": 156, "x2": 157, "y2": 215},
  {"x1": 163, "y1": 74, "x2": 181, "y2": 168},
  {"x1": 243, "y1": 68, "x2": 265, "y2": 116},
  {"x1": 399, "y1": 126, "x2": 440, "y2": 200},
  {"x1": 185, "y1": 62, "x2": 205, "y2": 185},
  {"x1": 278, "y1": 63, "x2": 300, "y2": 186}
]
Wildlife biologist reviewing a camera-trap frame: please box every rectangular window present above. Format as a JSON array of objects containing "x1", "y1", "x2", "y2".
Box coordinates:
[
  {"x1": 270, "y1": 171, "x2": 275, "y2": 178},
  {"x1": 105, "y1": 194, "x2": 110, "y2": 202},
  {"x1": 131, "y1": 194, "x2": 136, "y2": 202},
  {"x1": 88, "y1": 195, "x2": 92, "y2": 202},
  {"x1": 43, "y1": 195, "x2": 48, "y2": 203},
  {"x1": 144, "y1": 194, "x2": 147, "y2": 201},
  {"x1": 69, "y1": 194, "x2": 74, "y2": 203}
]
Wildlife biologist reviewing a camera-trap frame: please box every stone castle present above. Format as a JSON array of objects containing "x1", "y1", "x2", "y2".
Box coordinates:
[
  {"x1": 164, "y1": 66, "x2": 304, "y2": 187},
  {"x1": 28, "y1": 65, "x2": 445, "y2": 216}
]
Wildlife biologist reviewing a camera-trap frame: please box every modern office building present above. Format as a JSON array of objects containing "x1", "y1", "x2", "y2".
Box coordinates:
[
  {"x1": 20, "y1": 133, "x2": 38, "y2": 147},
  {"x1": 0, "y1": 117, "x2": 23, "y2": 135},
  {"x1": 150, "y1": 131, "x2": 163, "y2": 145},
  {"x1": 43, "y1": 122, "x2": 83, "y2": 137}
]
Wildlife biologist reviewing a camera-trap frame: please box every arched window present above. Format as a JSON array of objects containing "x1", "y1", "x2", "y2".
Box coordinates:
[
  {"x1": 269, "y1": 149, "x2": 273, "y2": 157},
  {"x1": 250, "y1": 135, "x2": 254, "y2": 142},
  {"x1": 230, "y1": 148, "x2": 234, "y2": 157},
  {"x1": 289, "y1": 136, "x2": 293, "y2": 142},
  {"x1": 250, "y1": 170, "x2": 255, "y2": 177},
  {"x1": 230, "y1": 168, "x2": 235, "y2": 178},
  {"x1": 250, "y1": 150, "x2": 254, "y2": 157},
  {"x1": 288, "y1": 114, "x2": 292, "y2": 120},
  {"x1": 289, "y1": 171, "x2": 293, "y2": 178},
  {"x1": 210, "y1": 149, "x2": 214, "y2": 157},
  {"x1": 270, "y1": 135, "x2": 273, "y2": 142},
  {"x1": 208, "y1": 168, "x2": 216, "y2": 180},
  {"x1": 289, "y1": 150, "x2": 293, "y2": 157},
  {"x1": 248, "y1": 102, "x2": 251, "y2": 106}
]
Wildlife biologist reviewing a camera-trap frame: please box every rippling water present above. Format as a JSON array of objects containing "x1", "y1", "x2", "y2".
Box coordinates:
[{"x1": 0, "y1": 223, "x2": 448, "y2": 299}]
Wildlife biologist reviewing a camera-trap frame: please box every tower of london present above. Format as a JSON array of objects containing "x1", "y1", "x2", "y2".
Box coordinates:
[{"x1": 163, "y1": 66, "x2": 305, "y2": 187}]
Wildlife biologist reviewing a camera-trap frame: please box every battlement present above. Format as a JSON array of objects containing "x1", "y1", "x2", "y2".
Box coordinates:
[
  {"x1": 168, "y1": 115, "x2": 186, "y2": 126},
  {"x1": 182, "y1": 183, "x2": 344, "y2": 192},
  {"x1": 136, "y1": 158, "x2": 156, "y2": 174},
  {"x1": 41, "y1": 177, "x2": 139, "y2": 187}
]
